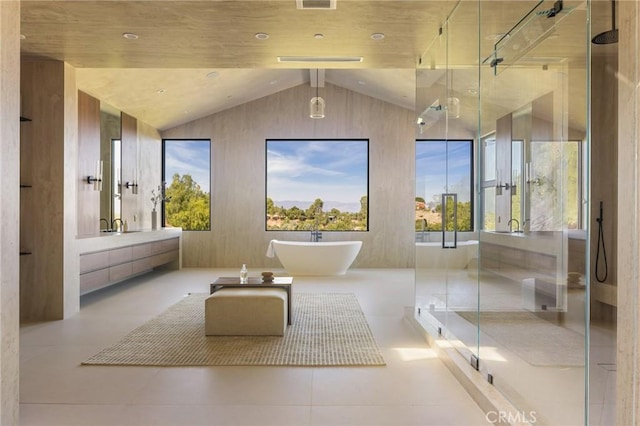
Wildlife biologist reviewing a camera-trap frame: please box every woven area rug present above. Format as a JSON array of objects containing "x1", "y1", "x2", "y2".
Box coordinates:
[
  {"x1": 82, "y1": 292, "x2": 385, "y2": 367},
  {"x1": 457, "y1": 311, "x2": 584, "y2": 367}
]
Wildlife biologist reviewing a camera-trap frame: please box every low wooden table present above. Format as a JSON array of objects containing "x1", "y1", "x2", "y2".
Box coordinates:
[{"x1": 209, "y1": 277, "x2": 294, "y2": 325}]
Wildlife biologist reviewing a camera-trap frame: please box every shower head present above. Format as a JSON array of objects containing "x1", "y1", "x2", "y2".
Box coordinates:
[{"x1": 592, "y1": 0, "x2": 618, "y2": 44}]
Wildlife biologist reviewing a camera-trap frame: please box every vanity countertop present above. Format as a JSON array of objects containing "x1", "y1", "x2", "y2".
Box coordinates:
[
  {"x1": 480, "y1": 230, "x2": 566, "y2": 255},
  {"x1": 77, "y1": 228, "x2": 182, "y2": 254}
]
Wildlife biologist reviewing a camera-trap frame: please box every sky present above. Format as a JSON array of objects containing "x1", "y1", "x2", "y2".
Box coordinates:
[
  {"x1": 164, "y1": 140, "x2": 211, "y2": 193},
  {"x1": 415, "y1": 140, "x2": 472, "y2": 203},
  {"x1": 266, "y1": 140, "x2": 368, "y2": 208}
]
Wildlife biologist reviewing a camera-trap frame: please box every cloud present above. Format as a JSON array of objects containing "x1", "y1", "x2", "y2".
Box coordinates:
[
  {"x1": 267, "y1": 140, "x2": 368, "y2": 203},
  {"x1": 164, "y1": 140, "x2": 210, "y2": 192}
]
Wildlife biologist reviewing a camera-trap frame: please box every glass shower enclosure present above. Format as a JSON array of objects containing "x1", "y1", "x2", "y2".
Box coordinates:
[{"x1": 415, "y1": 1, "x2": 590, "y2": 424}]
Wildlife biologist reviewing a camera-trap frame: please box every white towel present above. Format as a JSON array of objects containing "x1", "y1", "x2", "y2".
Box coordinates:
[{"x1": 266, "y1": 240, "x2": 277, "y2": 258}]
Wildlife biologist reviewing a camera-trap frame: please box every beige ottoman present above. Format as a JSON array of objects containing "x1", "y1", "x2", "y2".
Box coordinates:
[{"x1": 205, "y1": 288, "x2": 288, "y2": 336}]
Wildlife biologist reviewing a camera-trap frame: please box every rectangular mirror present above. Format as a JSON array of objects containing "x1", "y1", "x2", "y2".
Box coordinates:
[{"x1": 100, "y1": 102, "x2": 121, "y2": 229}]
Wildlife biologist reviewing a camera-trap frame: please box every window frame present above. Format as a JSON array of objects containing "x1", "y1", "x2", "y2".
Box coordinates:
[
  {"x1": 265, "y1": 138, "x2": 370, "y2": 232},
  {"x1": 161, "y1": 138, "x2": 212, "y2": 231},
  {"x1": 415, "y1": 138, "x2": 475, "y2": 233}
]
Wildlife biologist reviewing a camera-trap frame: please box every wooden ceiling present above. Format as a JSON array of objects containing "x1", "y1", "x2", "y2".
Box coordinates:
[{"x1": 20, "y1": 1, "x2": 601, "y2": 131}]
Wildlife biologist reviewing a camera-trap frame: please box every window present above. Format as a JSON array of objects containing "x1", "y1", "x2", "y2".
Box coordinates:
[
  {"x1": 480, "y1": 135, "x2": 584, "y2": 232},
  {"x1": 162, "y1": 139, "x2": 211, "y2": 231},
  {"x1": 528, "y1": 140, "x2": 583, "y2": 230},
  {"x1": 266, "y1": 139, "x2": 369, "y2": 231},
  {"x1": 415, "y1": 140, "x2": 474, "y2": 232}
]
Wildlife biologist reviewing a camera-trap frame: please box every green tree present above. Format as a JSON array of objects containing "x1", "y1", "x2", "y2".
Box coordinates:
[
  {"x1": 164, "y1": 173, "x2": 210, "y2": 231},
  {"x1": 306, "y1": 198, "x2": 324, "y2": 218},
  {"x1": 266, "y1": 197, "x2": 276, "y2": 216}
]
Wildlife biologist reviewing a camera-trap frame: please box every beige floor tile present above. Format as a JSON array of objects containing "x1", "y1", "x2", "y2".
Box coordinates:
[
  {"x1": 310, "y1": 405, "x2": 490, "y2": 426},
  {"x1": 119, "y1": 404, "x2": 312, "y2": 426},
  {"x1": 18, "y1": 268, "x2": 489, "y2": 426},
  {"x1": 20, "y1": 404, "x2": 127, "y2": 426},
  {"x1": 132, "y1": 367, "x2": 313, "y2": 406}
]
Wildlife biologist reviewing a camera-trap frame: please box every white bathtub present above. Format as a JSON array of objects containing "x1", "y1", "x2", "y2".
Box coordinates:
[
  {"x1": 266, "y1": 240, "x2": 362, "y2": 276},
  {"x1": 415, "y1": 240, "x2": 478, "y2": 270}
]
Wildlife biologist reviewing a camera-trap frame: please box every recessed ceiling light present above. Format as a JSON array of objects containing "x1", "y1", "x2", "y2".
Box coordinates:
[
  {"x1": 357, "y1": 80, "x2": 367, "y2": 85},
  {"x1": 255, "y1": 33, "x2": 269, "y2": 40},
  {"x1": 468, "y1": 88, "x2": 478, "y2": 95},
  {"x1": 20, "y1": 34, "x2": 26, "y2": 40},
  {"x1": 370, "y1": 33, "x2": 385, "y2": 40},
  {"x1": 314, "y1": 33, "x2": 324, "y2": 40},
  {"x1": 269, "y1": 80, "x2": 278, "y2": 85},
  {"x1": 157, "y1": 89, "x2": 165, "y2": 94},
  {"x1": 122, "y1": 32, "x2": 139, "y2": 40},
  {"x1": 206, "y1": 71, "x2": 219, "y2": 78}
]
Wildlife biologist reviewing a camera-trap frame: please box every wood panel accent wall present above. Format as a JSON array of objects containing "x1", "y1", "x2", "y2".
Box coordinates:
[
  {"x1": 77, "y1": 90, "x2": 101, "y2": 236},
  {"x1": 134, "y1": 120, "x2": 162, "y2": 229},
  {"x1": 162, "y1": 83, "x2": 416, "y2": 268},
  {"x1": 1, "y1": 1, "x2": 21, "y2": 422},
  {"x1": 20, "y1": 59, "x2": 79, "y2": 321},
  {"x1": 617, "y1": 1, "x2": 639, "y2": 423},
  {"x1": 591, "y1": 54, "x2": 618, "y2": 320}
]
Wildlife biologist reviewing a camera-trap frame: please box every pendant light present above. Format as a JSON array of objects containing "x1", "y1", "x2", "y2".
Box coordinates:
[{"x1": 310, "y1": 69, "x2": 325, "y2": 119}]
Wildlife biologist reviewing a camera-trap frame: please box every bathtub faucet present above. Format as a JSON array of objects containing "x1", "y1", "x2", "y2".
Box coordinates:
[{"x1": 310, "y1": 230, "x2": 323, "y2": 242}]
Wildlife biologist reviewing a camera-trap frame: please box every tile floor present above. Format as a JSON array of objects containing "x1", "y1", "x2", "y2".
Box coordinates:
[
  {"x1": 415, "y1": 269, "x2": 617, "y2": 426},
  {"x1": 19, "y1": 268, "x2": 490, "y2": 426}
]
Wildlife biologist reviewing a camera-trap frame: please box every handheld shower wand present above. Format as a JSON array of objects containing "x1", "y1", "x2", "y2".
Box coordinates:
[{"x1": 595, "y1": 201, "x2": 608, "y2": 283}]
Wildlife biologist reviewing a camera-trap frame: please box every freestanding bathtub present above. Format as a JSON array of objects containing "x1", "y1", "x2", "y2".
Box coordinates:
[
  {"x1": 415, "y1": 240, "x2": 478, "y2": 270},
  {"x1": 266, "y1": 240, "x2": 362, "y2": 276}
]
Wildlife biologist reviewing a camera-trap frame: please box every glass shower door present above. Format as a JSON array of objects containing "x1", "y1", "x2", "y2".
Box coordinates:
[
  {"x1": 477, "y1": 0, "x2": 589, "y2": 424},
  {"x1": 414, "y1": 0, "x2": 481, "y2": 368}
]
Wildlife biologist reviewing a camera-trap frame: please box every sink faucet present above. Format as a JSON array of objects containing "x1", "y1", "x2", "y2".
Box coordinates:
[
  {"x1": 310, "y1": 230, "x2": 322, "y2": 242},
  {"x1": 507, "y1": 218, "x2": 520, "y2": 233},
  {"x1": 310, "y1": 206, "x2": 323, "y2": 242},
  {"x1": 100, "y1": 218, "x2": 110, "y2": 231},
  {"x1": 112, "y1": 218, "x2": 124, "y2": 232}
]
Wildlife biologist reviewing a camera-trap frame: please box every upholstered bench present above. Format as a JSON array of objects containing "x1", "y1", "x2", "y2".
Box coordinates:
[{"x1": 205, "y1": 288, "x2": 288, "y2": 336}]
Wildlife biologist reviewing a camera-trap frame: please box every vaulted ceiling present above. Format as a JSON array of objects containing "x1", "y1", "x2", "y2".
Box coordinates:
[{"x1": 20, "y1": 1, "x2": 607, "y2": 131}]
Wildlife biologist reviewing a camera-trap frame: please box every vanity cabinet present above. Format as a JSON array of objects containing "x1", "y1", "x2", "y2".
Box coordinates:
[{"x1": 80, "y1": 236, "x2": 179, "y2": 295}]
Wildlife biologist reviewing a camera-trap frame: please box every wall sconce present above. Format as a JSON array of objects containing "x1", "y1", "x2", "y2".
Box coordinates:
[
  {"x1": 86, "y1": 160, "x2": 103, "y2": 191},
  {"x1": 495, "y1": 181, "x2": 513, "y2": 196},
  {"x1": 124, "y1": 168, "x2": 139, "y2": 194},
  {"x1": 125, "y1": 181, "x2": 138, "y2": 194}
]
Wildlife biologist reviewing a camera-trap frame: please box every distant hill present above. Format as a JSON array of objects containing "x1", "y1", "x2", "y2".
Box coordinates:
[{"x1": 273, "y1": 200, "x2": 361, "y2": 213}]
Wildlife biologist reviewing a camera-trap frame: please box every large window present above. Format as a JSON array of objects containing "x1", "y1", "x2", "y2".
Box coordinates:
[
  {"x1": 415, "y1": 140, "x2": 474, "y2": 232},
  {"x1": 266, "y1": 139, "x2": 369, "y2": 231},
  {"x1": 162, "y1": 139, "x2": 211, "y2": 231},
  {"x1": 480, "y1": 134, "x2": 584, "y2": 232}
]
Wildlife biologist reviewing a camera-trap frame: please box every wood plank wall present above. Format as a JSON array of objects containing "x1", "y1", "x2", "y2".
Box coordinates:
[
  {"x1": 20, "y1": 59, "x2": 78, "y2": 321},
  {"x1": 77, "y1": 91, "x2": 101, "y2": 236},
  {"x1": 162, "y1": 82, "x2": 416, "y2": 268}
]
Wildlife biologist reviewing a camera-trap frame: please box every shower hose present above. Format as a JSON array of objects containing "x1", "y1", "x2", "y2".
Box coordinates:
[{"x1": 595, "y1": 201, "x2": 608, "y2": 283}]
